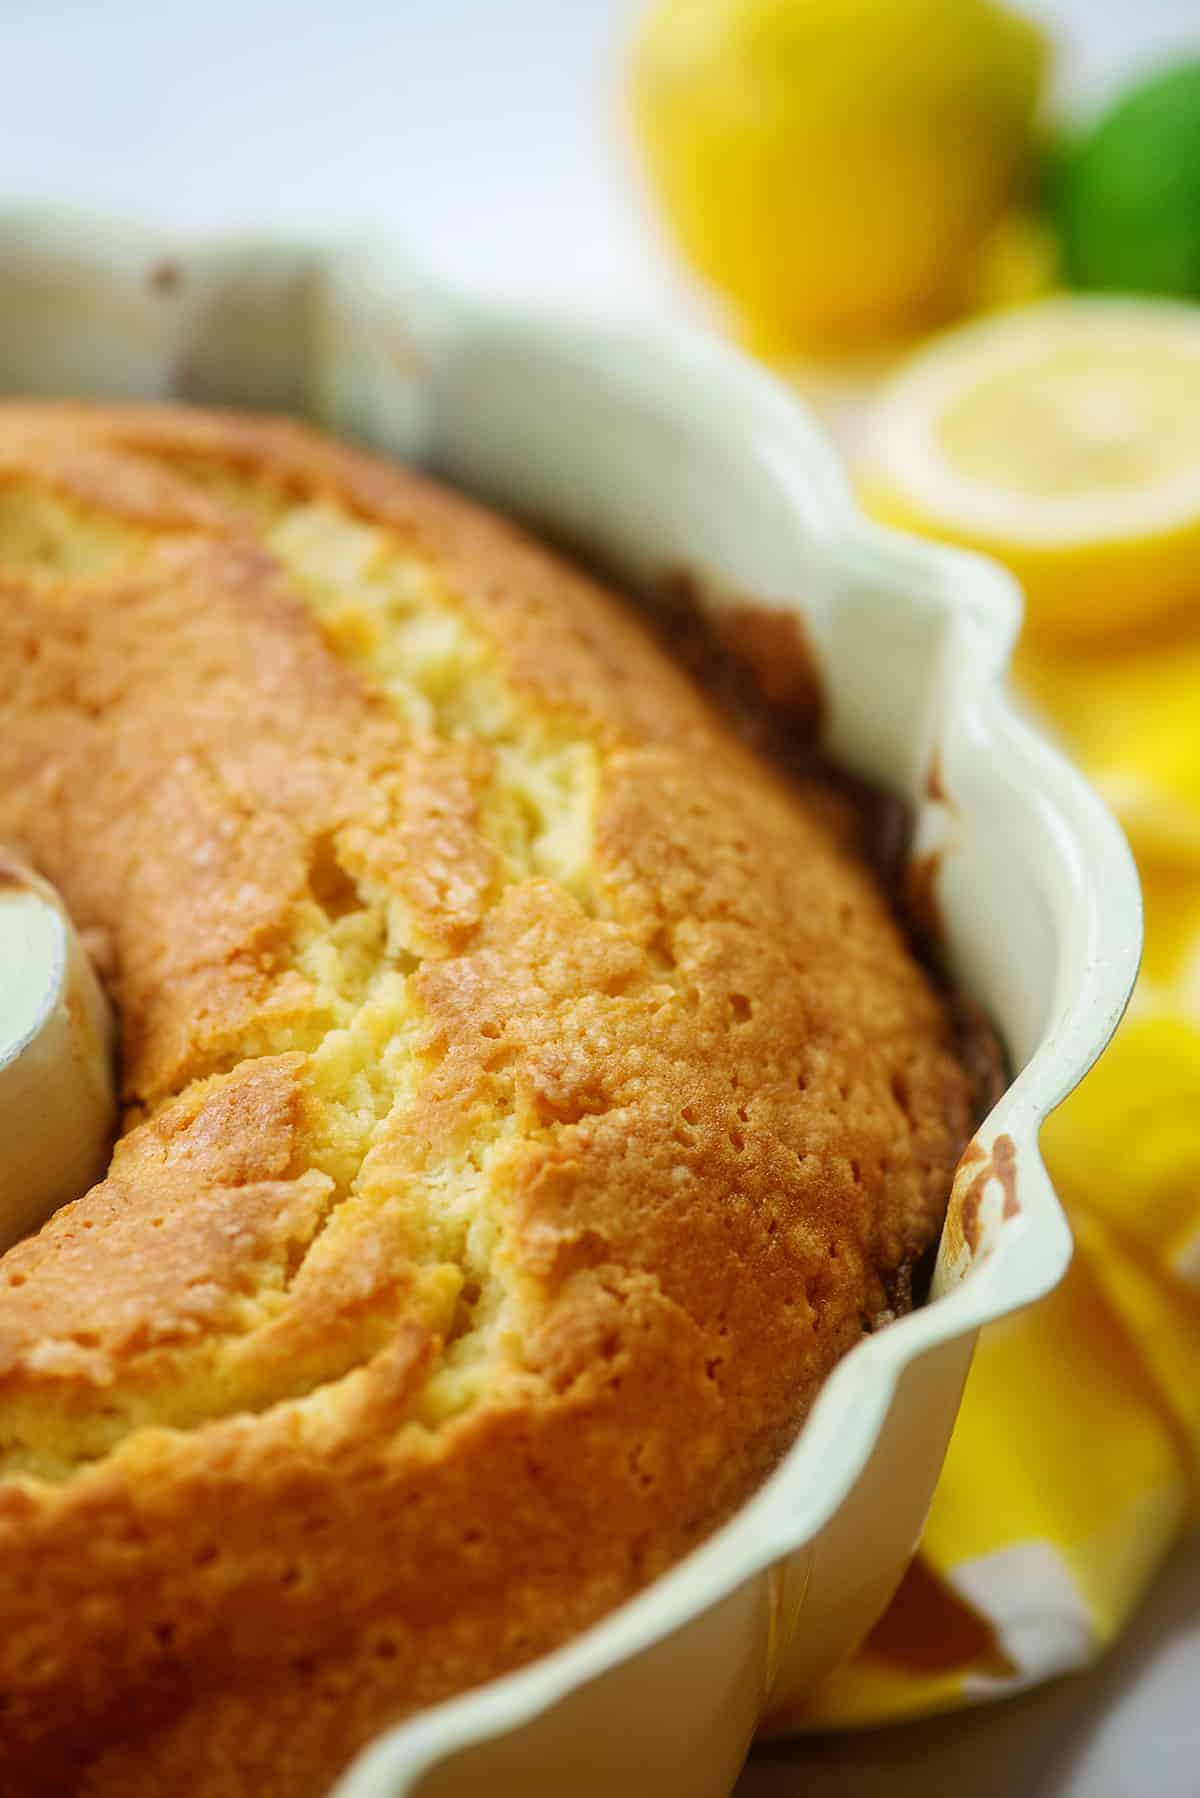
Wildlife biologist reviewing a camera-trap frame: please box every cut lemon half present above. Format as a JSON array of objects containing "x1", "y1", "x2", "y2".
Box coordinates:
[{"x1": 860, "y1": 297, "x2": 1200, "y2": 642}]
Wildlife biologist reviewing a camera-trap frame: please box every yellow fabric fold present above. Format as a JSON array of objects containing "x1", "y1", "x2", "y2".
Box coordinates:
[{"x1": 772, "y1": 620, "x2": 1200, "y2": 1731}]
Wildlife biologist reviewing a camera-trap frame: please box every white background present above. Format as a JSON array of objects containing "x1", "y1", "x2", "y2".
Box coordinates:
[{"x1": 2, "y1": 3, "x2": 1198, "y2": 1794}]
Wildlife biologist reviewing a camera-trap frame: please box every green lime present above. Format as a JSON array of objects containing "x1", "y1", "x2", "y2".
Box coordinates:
[{"x1": 1059, "y1": 60, "x2": 1200, "y2": 298}]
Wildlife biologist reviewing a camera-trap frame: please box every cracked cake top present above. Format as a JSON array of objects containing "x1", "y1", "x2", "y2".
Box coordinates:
[{"x1": 0, "y1": 402, "x2": 979, "y2": 1797}]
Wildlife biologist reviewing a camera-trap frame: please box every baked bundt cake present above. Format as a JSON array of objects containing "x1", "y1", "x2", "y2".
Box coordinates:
[{"x1": 0, "y1": 403, "x2": 980, "y2": 1796}]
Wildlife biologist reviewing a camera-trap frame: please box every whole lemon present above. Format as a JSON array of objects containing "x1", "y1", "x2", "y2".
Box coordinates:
[{"x1": 630, "y1": 0, "x2": 1048, "y2": 349}]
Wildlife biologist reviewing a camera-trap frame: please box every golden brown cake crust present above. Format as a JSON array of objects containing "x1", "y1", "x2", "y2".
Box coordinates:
[{"x1": 0, "y1": 403, "x2": 976, "y2": 1796}]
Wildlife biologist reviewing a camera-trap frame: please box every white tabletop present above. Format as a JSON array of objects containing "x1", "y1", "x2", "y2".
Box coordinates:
[{"x1": 3, "y1": 3, "x2": 1199, "y2": 1793}]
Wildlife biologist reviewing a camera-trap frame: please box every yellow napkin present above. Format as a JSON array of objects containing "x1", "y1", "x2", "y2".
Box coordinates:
[{"x1": 770, "y1": 626, "x2": 1200, "y2": 1729}]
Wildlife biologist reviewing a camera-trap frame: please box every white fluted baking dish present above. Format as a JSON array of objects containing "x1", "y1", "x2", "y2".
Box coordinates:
[{"x1": 0, "y1": 212, "x2": 1141, "y2": 1798}]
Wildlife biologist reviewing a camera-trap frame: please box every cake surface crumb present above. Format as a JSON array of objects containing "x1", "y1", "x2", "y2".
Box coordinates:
[{"x1": 0, "y1": 402, "x2": 978, "y2": 1798}]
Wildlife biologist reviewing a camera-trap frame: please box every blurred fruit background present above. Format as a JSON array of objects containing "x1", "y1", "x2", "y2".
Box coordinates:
[
  {"x1": 633, "y1": 0, "x2": 1049, "y2": 349},
  {"x1": 632, "y1": 0, "x2": 1050, "y2": 349}
]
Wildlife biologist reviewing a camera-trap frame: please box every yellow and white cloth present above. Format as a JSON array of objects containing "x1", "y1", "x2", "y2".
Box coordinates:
[{"x1": 775, "y1": 625, "x2": 1200, "y2": 1728}]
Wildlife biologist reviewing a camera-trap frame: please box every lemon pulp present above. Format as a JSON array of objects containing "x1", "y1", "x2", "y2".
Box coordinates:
[{"x1": 861, "y1": 297, "x2": 1200, "y2": 640}]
